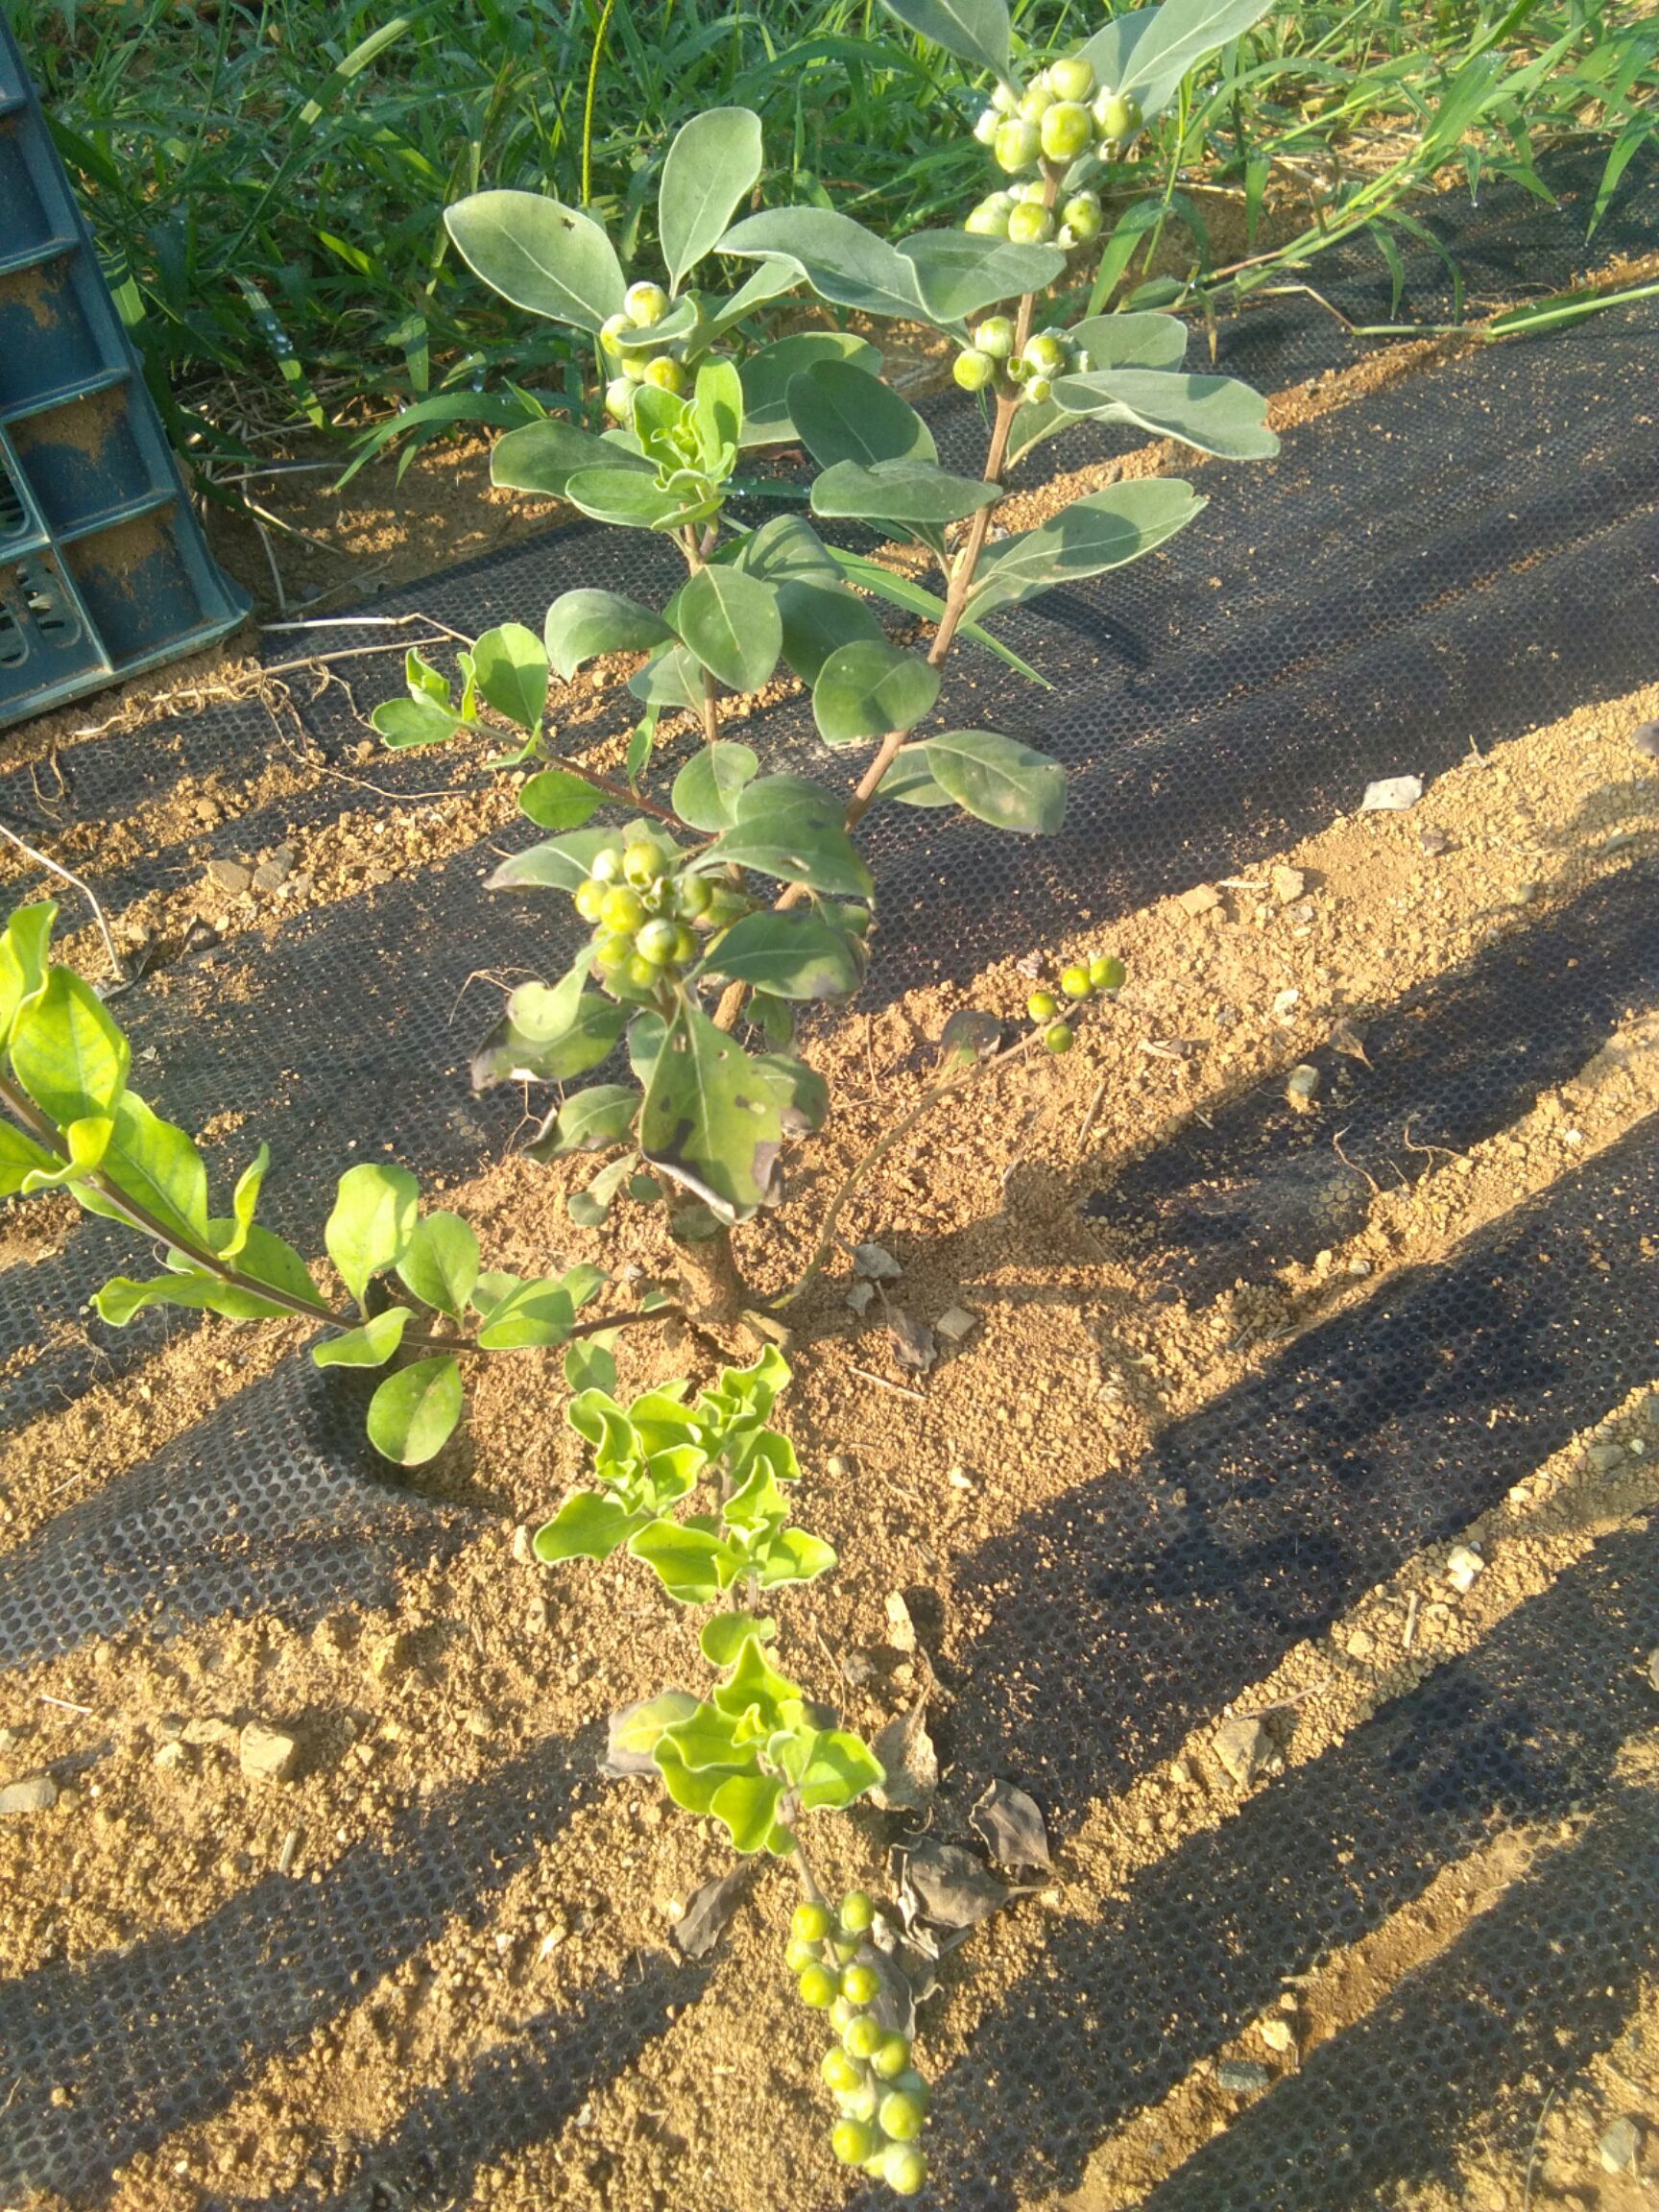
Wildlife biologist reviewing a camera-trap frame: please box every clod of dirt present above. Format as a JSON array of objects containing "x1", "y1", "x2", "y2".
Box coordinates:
[
  {"x1": 1599, "y1": 2116, "x2": 1642, "y2": 2175},
  {"x1": 1214, "y1": 1716, "x2": 1276, "y2": 1787},
  {"x1": 1285, "y1": 1064, "x2": 1321, "y2": 1113},
  {"x1": 1445, "y1": 1544, "x2": 1485, "y2": 1593},
  {"x1": 971, "y1": 1779, "x2": 1051, "y2": 1872},
  {"x1": 853, "y1": 1241, "x2": 903, "y2": 1281},
  {"x1": 1361, "y1": 774, "x2": 1424, "y2": 811},
  {"x1": 1178, "y1": 883, "x2": 1223, "y2": 917},
  {"x1": 1271, "y1": 864, "x2": 1308, "y2": 903},
  {"x1": 672, "y1": 1865, "x2": 751, "y2": 1960},
  {"x1": 870, "y1": 1706, "x2": 938, "y2": 1815},
  {"x1": 1631, "y1": 719, "x2": 1659, "y2": 761},
  {"x1": 902, "y1": 1839, "x2": 1007, "y2": 1930},
  {"x1": 935, "y1": 1305, "x2": 978, "y2": 1345},
  {"x1": 239, "y1": 1721, "x2": 301, "y2": 1782},
  {"x1": 0, "y1": 1776, "x2": 58, "y2": 1815}
]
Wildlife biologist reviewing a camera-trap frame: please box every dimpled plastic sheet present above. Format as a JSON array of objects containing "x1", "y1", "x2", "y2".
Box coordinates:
[{"x1": 3, "y1": 156, "x2": 1659, "y2": 2212}]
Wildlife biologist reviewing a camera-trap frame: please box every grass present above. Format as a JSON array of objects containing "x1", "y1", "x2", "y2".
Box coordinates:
[{"x1": 8, "y1": 0, "x2": 1655, "y2": 468}]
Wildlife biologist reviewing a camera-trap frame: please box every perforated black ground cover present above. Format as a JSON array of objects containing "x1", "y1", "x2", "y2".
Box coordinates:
[
  {"x1": 1092, "y1": 857, "x2": 1659, "y2": 1295},
  {"x1": 0, "y1": 1723, "x2": 602, "y2": 2204},
  {"x1": 910, "y1": 1511, "x2": 1659, "y2": 2210},
  {"x1": 941, "y1": 1112, "x2": 1659, "y2": 1816}
]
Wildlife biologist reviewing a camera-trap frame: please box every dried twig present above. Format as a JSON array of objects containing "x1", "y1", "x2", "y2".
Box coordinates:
[
  {"x1": 848, "y1": 1365, "x2": 926, "y2": 1404},
  {"x1": 0, "y1": 818, "x2": 130, "y2": 987}
]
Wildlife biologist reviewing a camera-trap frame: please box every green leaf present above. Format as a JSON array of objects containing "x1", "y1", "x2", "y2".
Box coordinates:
[
  {"x1": 475, "y1": 1277, "x2": 576, "y2": 1350},
  {"x1": 700, "y1": 1611, "x2": 777, "y2": 1667},
  {"x1": 659, "y1": 107, "x2": 765, "y2": 291},
  {"x1": 534, "y1": 1491, "x2": 651, "y2": 1562},
  {"x1": 701, "y1": 1345, "x2": 792, "y2": 1431},
  {"x1": 223, "y1": 1222, "x2": 326, "y2": 1312},
  {"x1": 1070, "y1": 310, "x2": 1190, "y2": 371},
  {"x1": 492, "y1": 418, "x2": 651, "y2": 498},
  {"x1": 371, "y1": 695, "x2": 469, "y2": 749},
  {"x1": 896, "y1": 230, "x2": 1066, "y2": 323},
  {"x1": 689, "y1": 357, "x2": 745, "y2": 470},
  {"x1": 471, "y1": 993, "x2": 629, "y2": 1091},
  {"x1": 367, "y1": 1355, "x2": 465, "y2": 1466},
  {"x1": 0, "y1": 1117, "x2": 57, "y2": 1196},
  {"x1": 969, "y1": 480, "x2": 1206, "y2": 615},
  {"x1": 706, "y1": 908, "x2": 864, "y2": 1000},
  {"x1": 798, "y1": 1728, "x2": 885, "y2": 1811},
  {"x1": 1078, "y1": 7, "x2": 1159, "y2": 108},
  {"x1": 543, "y1": 589, "x2": 672, "y2": 680},
  {"x1": 878, "y1": 749, "x2": 954, "y2": 807},
  {"x1": 877, "y1": 0, "x2": 1011, "y2": 80},
  {"x1": 562, "y1": 468, "x2": 698, "y2": 531},
  {"x1": 737, "y1": 332, "x2": 883, "y2": 447},
  {"x1": 757, "y1": 1051, "x2": 829, "y2": 1135},
  {"x1": 0, "y1": 901, "x2": 55, "y2": 1044},
  {"x1": 568, "y1": 1151, "x2": 637, "y2": 1227},
  {"x1": 94, "y1": 1268, "x2": 296, "y2": 1326},
  {"x1": 638, "y1": 998, "x2": 797, "y2": 1222},
  {"x1": 565, "y1": 1337, "x2": 618, "y2": 1396},
  {"x1": 217, "y1": 1143, "x2": 268, "y2": 1262},
  {"x1": 93, "y1": 1094, "x2": 211, "y2": 1249},
  {"x1": 775, "y1": 579, "x2": 885, "y2": 685},
  {"x1": 11, "y1": 967, "x2": 129, "y2": 1126},
  {"x1": 812, "y1": 457, "x2": 999, "y2": 529},
  {"x1": 730, "y1": 513, "x2": 841, "y2": 588},
  {"x1": 655, "y1": 1741, "x2": 733, "y2": 1817},
  {"x1": 917, "y1": 730, "x2": 1067, "y2": 834},
  {"x1": 312, "y1": 1307, "x2": 411, "y2": 1369},
  {"x1": 719, "y1": 208, "x2": 932, "y2": 326},
  {"x1": 325, "y1": 1161, "x2": 420, "y2": 1308},
  {"x1": 562, "y1": 1261, "x2": 607, "y2": 1310},
  {"x1": 533, "y1": 1083, "x2": 638, "y2": 1157},
  {"x1": 823, "y1": 544, "x2": 1052, "y2": 685},
  {"x1": 671, "y1": 741, "x2": 759, "y2": 832},
  {"x1": 18, "y1": 1111, "x2": 111, "y2": 1196},
  {"x1": 786, "y1": 359, "x2": 935, "y2": 469},
  {"x1": 397, "y1": 1211, "x2": 480, "y2": 1317},
  {"x1": 710, "y1": 1770, "x2": 786, "y2": 1854},
  {"x1": 445, "y1": 190, "x2": 626, "y2": 333},
  {"x1": 672, "y1": 567, "x2": 781, "y2": 694},
  {"x1": 1105, "y1": 0, "x2": 1276, "y2": 119},
  {"x1": 757, "y1": 1526, "x2": 838, "y2": 1587},
  {"x1": 709, "y1": 776, "x2": 875, "y2": 899},
  {"x1": 629, "y1": 1519, "x2": 740, "y2": 1604},
  {"x1": 486, "y1": 827, "x2": 620, "y2": 893},
  {"x1": 628, "y1": 645, "x2": 707, "y2": 711},
  {"x1": 472, "y1": 623, "x2": 550, "y2": 731},
  {"x1": 812, "y1": 639, "x2": 941, "y2": 746},
  {"x1": 608, "y1": 1691, "x2": 700, "y2": 1758},
  {"x1": 1051, "y1": 368, "x2": 1278, "y2": 460},
  {"x1": 517, "y1": 769, "x2": 603, "y2": 831}
]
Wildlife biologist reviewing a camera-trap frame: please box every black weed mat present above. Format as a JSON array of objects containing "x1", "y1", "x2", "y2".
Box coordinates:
[{"x1": 1091, "y1": 857, "x2": 1659, "y2": 1295}]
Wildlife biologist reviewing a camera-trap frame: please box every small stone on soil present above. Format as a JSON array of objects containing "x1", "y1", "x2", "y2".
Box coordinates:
[
  {"x1": 1445, "y1": 1544, "x2": 1484, "y2": 1593},
  {"x1": 846, "y1": 1280, "x2": 877, "y2": 1315},
  {"x1": 1360, "y1": 775, "x2": 1423, "y2": 812},
  {"x1": 1178, "y1": 883, "x2": 1223, "y2": 917},
  {"x1": 935, "y1": 1305, "x2": 978, "y2": 1345},
  {"x1": 1599, "y1": 2117, "x2": 1642, "y2": 2175},
  {"x1": 239, "y1": 1721, "x2": 301, "y2": 1783},
  {"x1": 1213, "y1": 1716, "x2": 1275, "y2": 1787},
  {"x1": 827, "y1": 1453, "x2": 854, "y2": 1478},
  {"x1": 1630, "y1": 719, "x2": 1659, "y2": 761},
  {"x1": 1271, "y1": 865, "x2": 1307, "y2": 903},
  {"x1": 1418, "y1": 824, "x2": 1453, "y2": 856},
  {"x1": 206, "y1": 857, "x2": 253, "y2": 896},
  {"x1": 885, "y1": 1593, "x2": 919, "y2": 1653},
  {"x1": 1214, "y1": 2059, "x2": 1273, "y2": 2095},
  {"x1": 1285, "y1": 1064, "x2": 1321, "y2": 1112},
  {"x1": 0, "y1": 1775, "x2": 58, "y2": 1815},
  {"x1": 853, "y1": 1242, "x2": 902, "y2": 1281}
]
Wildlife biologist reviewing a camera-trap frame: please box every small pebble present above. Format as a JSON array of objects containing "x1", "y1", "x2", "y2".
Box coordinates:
[
  {"x1": 885, "y1": 1592, "x2": 918, "y2": 1654},
  {"x1": 1271, "y1": 865, "x2": 1307, "y2": 904},
  {"x1": 1630, "y1": 719, "x2": 1659, "y2": 762},
  {"x1": 827, "y1": 1454, "x2": 854, "y2": 1479},
  {"x1": 947, "y1": 1465, "x2": 975, "y2": 1491},
  {"x1": 205, "y1": 857, "x2": 252, "y2": 896},
  {"x1": 1445, "y1": 1545, "x2": 1484, "y2": 1594},
  {"x1": 1599, "y1": 2116, "x2": 1642, "y2": 2175},
  {"x1": 239, "y1": 1722, "x2": 301, "y2": 1782},
  {"x1": 1214, "y1": 2059, "x2": 1272, "y2": 2096},
  {"x1": 0, "y1": 1775, "x2": 58, "y2": 1815},
  {"x1": 1285, "y1": 1064, "x2": 1321, "y2": 1113},
  {"x1": 1587, "y1": 1442, "x2": 1625, "y2": 1474},
  {"x1": 511, "y1": 1524, "x2": 534, "y2": 1564},
  {"x1": 846, "y1": 1280, "x2": 876, "y2": 1315},
  {"x1": 1418, "y1": 824, "x2": 1452, "y2": 856},
  {"x1": 1178, "y1": 883, "x2": 1223, "y2": 917},
  {"x1": 1213, "y1": 1716, "x2": 1274, "y2": 1787},
  {"x1": 1360, "y1": 775, "x2": 1423, "y2": 812},
  {"x1": 853, "y1": 1242, "x2": 902, "y2": 1282},
  {"x1": 935, "y1": 1305, "x2": 978, "y2": 1345},
  {"x1": 1258, "y1": 2017, "x2": 1296, "y2": 2055},
  {"x1": 1272, "y1": 988, "x2": 1301, "y2": 1019}
]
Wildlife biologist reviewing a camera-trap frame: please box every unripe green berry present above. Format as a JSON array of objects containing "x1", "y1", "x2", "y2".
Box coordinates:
[
  {"x1": 793, "y1": 1896, "x2": 833, "y2": 1944},
  {"x1": 642, "y1": 354, "x2": 685, "y2": 394},
  {"x1": 990, "y1": 80, "x2": 1020, "y2": 113},
  {"x1": 573, "y1": 877, "x2": 608, "y2": 923},
  {"x1": 974, "y1": 314, "x2": 1016, "y2": 359},
  {"x1": 965, "y1": 195, "x2": 1013, "y2": 237},
  {"x1": 839, "y1": 1889, "x2": 875, "y2": 1934},
  {"x1": 1050, "y1": 53, "x2": 1096, "y2": 102},
  {"x1": 604, "y1": 377, "x2": 636, "y2": 422},
  {"x1": 600, "y1": 885, "x2": 646, "y2": 934},
  {"x1": 1027, "y1": 989, "x2": 1058, "y2": 1022},
  {"x1": 1060, "y1": 963, "x2": 1093, "y2": 998},
  {"x1": 879, "y1": 2090, "x2": 926, "y2": 2143},
  {"x1": 622, "y1": 838, "x2": 662, "y2": 886},
  {"x1": 671, "y1": 924, "x2": 700, "y2": 964},
  {"x1": 624, "y1": 952, "x2": 659, "y2": 990},
  {"x1": 1025, "y1": 374, "x2": 1053, "y2": 404},
  {"x1": 798, "y1": 1963, "x2": 838, "y2": 2009},
  {"x1": 994, "y1": 117, "x2": 1042, "y2": 173},
  {"x1": 843, "y1": 2015, "x2": 884, "y2": 2061},
  {"x1": 953, "y1": 348, "x2": 995, "y2": 394},
  {"x1": 821, "y1": 2046, "x2": 862, "y2": 2095},
  {"x1": 594, "y1": 932, "x2": 634, "y2": 972},
  {"x1": 599, "y1": 312, "x2": 637, "y2": 355},
  {"x1": 831, "y1": 2119, "x2": 877, "y2": 2167},
  {"x1": 621, "y1": 349, "x2": 651, "y2": 382},
  {"x1": 675, "y1": 872, "x2": 712, "y2": 918},
  {"x1": 1007, "y1": 201, "x2": 1055, "y2": 244},
  {"x1": 1062, "y1": 192, "x2": 1103, "y2": 242},
  {"x1": 829, "y1": 1996, "x2": 855, "y2": 2032},
  {"x1": 1018, "y1": 80, "x2": 1053, "y2": 122},
  {"x1": 1041, "y1": 100, "x2": 1093, "y2": 161},
  {"x1": 883, "y1": 2144, "x2": 928, "y2": 2197},
  {"x1": 1017, "y1": 179, "x2": 1049, "y2": 203},
  {"x1": 973, "y1": 106, "x2": 1000, "y2": 144},
  {"x1": 635, "y1": 918, "x2": 680, "y2": 966},
  {"x1": 1089, "y1": 954, "x2": 1126, "y2": 991},
  {"x1": 838, "y1": 2077, "x2": 880, "y2": 2124},
  {"x1": 589, "y1": 846, "x2": 623, "y2": 882},
  {"x1": 872, "y1": 2032, "x2": 912, "y2": 2080},
  {"x1": 1023, "y1": 331, "x2": 1067, "y2": 374},
  {"x1": 891, "y1": 2068, "x2": 931, "y2": 2112},
  {"x1": 841, "y1": 1962, "x2": 880, "y2": 2007},
  {"x1": 1094, "y1": 88, "x2": 1142, "y2": 139},
  {"x1": 623, "y1": 279, "x2": 669, "y2": 326},
  {"x1": 1046, "y1": 1021, "x2": 1075, "y2": 1053},
  {"x1": 785, "y1": 1936, "x2": 819, "y2": 1976}
]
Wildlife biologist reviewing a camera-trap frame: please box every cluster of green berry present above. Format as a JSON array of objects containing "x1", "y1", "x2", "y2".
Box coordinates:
[
  {"x1": 789, "y1": 1891, "x2": 930, "y2": 2197},
  {"x1": 1027, "y1": 951, "x2": 1125, "y2": 1053},
  {"x1": 952, "y1": 314, "x2": 1090, "y2": 401},
  {"x1": 599, "y1": 280, "x2": 686, "y2": 424},
  {"x1": 572, "y1": 835, "x2": 741, "y2": 996},
  {"x1": 964, "y1": 52, "x2": 1142, "y2": 247}
]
